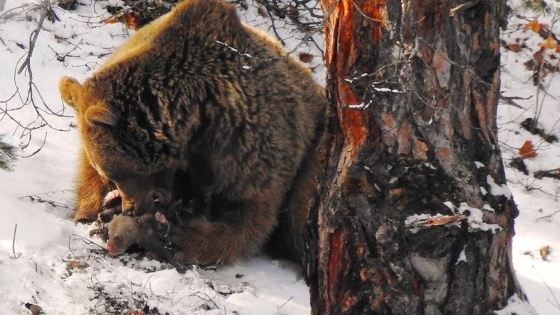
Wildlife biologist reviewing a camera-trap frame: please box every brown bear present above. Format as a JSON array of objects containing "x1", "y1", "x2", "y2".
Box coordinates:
[{"x1": 59, "y1": 0, "x2": 326, "y2": 265}]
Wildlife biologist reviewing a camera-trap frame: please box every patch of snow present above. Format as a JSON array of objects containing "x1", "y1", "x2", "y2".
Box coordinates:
[
  {"x1": 455, "y1": 246, "x2": 467, "y2": 265},
  {"x1": 487, "y1": 175, "x2": 513, "y2": 199},
  {"x1": 494, "y1": 294, "x2": 539, "y2": 315},
  {"x1": 456, "y1": 202, "x2": 502, "y2": 234}
]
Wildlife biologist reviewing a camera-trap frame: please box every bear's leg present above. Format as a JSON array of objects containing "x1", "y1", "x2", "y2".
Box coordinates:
[
  {"x1": 270, "y1": 149, "x2": 323, "y2": 262},
  {"x1": 74, "y1": 149, "x2": 113, "y2": 221},
  {"x1": 139, "y1": 230, "x2": 188, "y2": 273},
  {"x1": 171, "y1": 198, "x2": 279, "y2": 265}
]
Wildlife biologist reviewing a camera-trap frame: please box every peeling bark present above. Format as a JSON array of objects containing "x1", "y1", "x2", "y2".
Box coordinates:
[{"x1": 305, "y1": 1, "x2": 525, "y2": 314}]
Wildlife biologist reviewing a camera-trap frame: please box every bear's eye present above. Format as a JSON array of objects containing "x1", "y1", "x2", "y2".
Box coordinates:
[{"x1": 105, "y1": 170, "x2": 126, "y2": 183}]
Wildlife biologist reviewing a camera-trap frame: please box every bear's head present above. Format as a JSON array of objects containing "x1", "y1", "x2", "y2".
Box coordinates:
[{"x1": 59, "y1": 76, "x2": 180, "y2": 215}]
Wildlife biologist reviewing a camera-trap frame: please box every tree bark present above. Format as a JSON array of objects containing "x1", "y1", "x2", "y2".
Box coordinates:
[{"x1": 305, "y1": 1, "x2": 526, "y2": 314}]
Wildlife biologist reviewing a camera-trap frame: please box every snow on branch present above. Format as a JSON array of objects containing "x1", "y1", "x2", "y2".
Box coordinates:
[{"x1": 405, "y1": 201, "x2": 502, "y2": 234}]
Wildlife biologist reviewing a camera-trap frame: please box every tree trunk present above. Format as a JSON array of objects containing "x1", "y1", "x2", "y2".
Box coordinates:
[{"x1": 304, "y1": 1, "x2": 526, "y2": 314}]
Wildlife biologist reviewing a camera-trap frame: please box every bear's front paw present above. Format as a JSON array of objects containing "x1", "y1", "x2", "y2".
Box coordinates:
[
  {"x1": 88, "y1": 226, "x2": 109, "y2": 242},
  {"x1": 174, "y1": 250, "x2": 197, "y2": 266},
  {"x1": 98, "y1": 189, "x2": 125, "y2": 221},
  {"x1": 103, "y1": 189, "x2": 121, "y2": 208}
]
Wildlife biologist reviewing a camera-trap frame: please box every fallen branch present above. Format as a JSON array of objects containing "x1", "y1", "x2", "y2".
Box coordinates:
[{"x1": 534, "y1": 168, "x2": 560, "y2": 180}]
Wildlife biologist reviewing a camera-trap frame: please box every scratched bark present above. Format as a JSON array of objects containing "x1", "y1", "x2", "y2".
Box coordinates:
[{"x1": 303, "y1": 1, "x2": 526, "y2": 314}]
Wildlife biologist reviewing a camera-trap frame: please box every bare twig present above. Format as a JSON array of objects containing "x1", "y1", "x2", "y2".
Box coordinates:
[
  {"x1": 277, "y1": 296, "x2": 294, "y2": 310},
  {"x1": 12, "y1": 224, "x2": 21, "y2": 259},
  {"x1": 499, "y1": 94, "x2": 529, "y2": 109},
  {"x1": 21, "y1": 132, "x2": 47, "y2": 158},
  {"x1": 19, "y1": 189, "x2": 73, "y2": 210},
  {"x1": 536, "y1": 209, "x2": 560, "y2": 222},
  {"x1": 532, "y1": 265, "x2": 560, "y2": 310},
  {"x1": 0, "y1": 0, "x2": 72, "y2": 157},
  {"x1": 16, "y1": 0, "x2": 48, "y2": 74},
  {"x1": 68, "y1": 233, "x2": 105, "y2": 255},
  {"x1": 251, "y1": 0, "x2": 324, "y2": 53}
]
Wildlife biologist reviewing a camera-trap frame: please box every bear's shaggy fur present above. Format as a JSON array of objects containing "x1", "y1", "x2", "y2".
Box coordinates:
[{"x1": 59, "y1": 0, "x2": 326, "y2": 265}]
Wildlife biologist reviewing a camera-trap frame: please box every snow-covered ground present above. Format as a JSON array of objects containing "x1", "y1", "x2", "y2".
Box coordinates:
[
  {"x1": 499, "y1": 1, "x2": 560, "y2": 314},
  {"x1": 0, "y1": 0, "x2": 558, "y2": 314}
]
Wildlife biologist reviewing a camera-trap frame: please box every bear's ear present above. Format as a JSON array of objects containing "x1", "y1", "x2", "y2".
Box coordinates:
[
  {"x1": 84, "y1": 105, "x2": 118, "y2": 127},
  {"x1": 59, "y1": 76, "x2": 82, "y2": 109}
]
